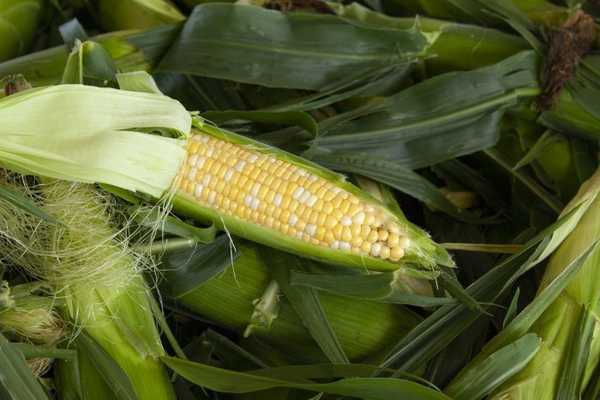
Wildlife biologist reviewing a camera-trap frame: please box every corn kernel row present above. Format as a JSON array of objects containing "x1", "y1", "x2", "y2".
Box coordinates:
[{"x1": 176, "y1": 134, "x2": 411, "y2": 261}]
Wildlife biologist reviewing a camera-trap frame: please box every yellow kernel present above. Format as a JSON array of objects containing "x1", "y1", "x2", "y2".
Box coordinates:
[
  {"x1": 331, "y1": 196, "x2": 343, "y2": 209},
  {"x1": 281, "y1": 210, "x2": 290, "y2": 223},
  {"x1": 342, "y1": 227, "x2": 352, "y2": 242},
  {"x1": 360, "y1": 225, "x2": 371, "y2": 239},
  {"x1": 316, "y1": 227, "x2": 326, "y2": 241},
  {"x1": 281, "y1": 196, "x2": 292, "y2": 210},
  {"x1": 339, "y1": 200, "x2": 351, "y2": 214},
  {"x1": 266, "y1": 204, "x2": 275, "y2": 215},
  {"x1": 317, "y1": 213, "x2": 326, "y2": 226},
  {"x1": 289, "y1": 201, "x2": 299, "y2": 213},
  {"x1": 333, "y1": 224, "x2": 343, "y2": 239},
  {"x1": 322, "y1": 202, "x2": 334, "y2": 214},
  {"x1": 348, "y1": 204, "x2": 361, "y2": 216},
  {"x1": 390, "y1": 247, "x2": 404, "y2": 261},
  {"x1": 296, "y1": 221, "x2": 306, "y2": 232},
  {"x1": 258, "y1": 171, "x2": 269, "y2": 182},
  {"x1": 324, "y1": 231, "x2": 335, "y2": 244},
  {"x1": 367, "y1": 230, "x2": 378, "y2": 243},
  {"x1": 257, "y1": 214, "x2": 266, "y2": 225},
  {"x1": 258, "y1": 202, "x2": 267, "y2": 212},
  {"x1": 215, "y1": 181, "x2": 226, "y2": 193},
  {"x1": 238, "y1": 175, "x2": 249, "y2": 187},
  {"x1": 378, "y1": 229, "x2": 389, "y2": 242},
  {"x1": 351, "y1": 224, "x2": 361, "y2": 238},
  {"x1": 387, "y1": 233, "x2": 400, "y2": 247},
  {"x1": 281, "y1": 225, "x2": 290, "y2": 235},
  {"x1": 308, "y1": 211, "x2": 319, "y2": 225},
  {"x1": 204, "y1": 158, "x2": 215, "y2": 172},
  {"x1": 297, "y1": 204, "x2": 306, "y2": 216},
  {"x1": 310, "y1": 238, "x2": 320, "y2": 245},
  {"x1": 265, "y1": 216, "x2": 275, "y2": 228},
  {"x1": 325, "y1": 215, "x2": 337, "y2": 229},
  {"x1": 380, "y1": 246, "x2": 391, "y2": 259},
  {"x1": 264, "y1": 175, "x2": 275, "y2": 187},
  {"x1": 273, "y1": 209, "x2": 282, "y2": 219},
  {"x1": 265, "y1": 191, "x2": 275, "y2": 203},
  {"x1": 361, "y1": 241, "x2": 372, "y2": 254},
  {"x1": 365, "y1": 213, "x2": 375, "y2": 226},
  {"x1": 332, "y1": 209, "x2": 344, "y2": 221},
  {"x1": 351, "y1": 237, "x2": 363, "y2": 248},
  {"x1": 388, "y1": 225, "x2": 401, "y2": 235},
  {"x1": 258, "y1": 186, "x2": 269, "y2": 199}
]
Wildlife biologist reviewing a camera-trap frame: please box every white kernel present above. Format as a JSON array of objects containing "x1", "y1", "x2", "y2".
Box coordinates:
[
  {"x1": 235, "y1": 160, "x2": 246, "y2": 172},
  {"x1": 331, "y1": 240, "x2": 340, "y2": 250},
  {"x1": 299, "y1": 190, "x2": 311, "y2": 203},
  {"x1": 244, "y1": 195, "x2": 253, "y2": 207},
  {"x1": 289, "y1": 214, "x2": 298, "y2": 226},
  {"x1": 340, "y1": 241, "x2": 351, "y2": 250},
  {"x1": 307, "y1": 174, "x2": 318, "y2": 181},
  {"x1": 224, "y1": 169, "x2": 234, "y2": 181},
  {"x1": 187, "y1": 168, "x2": 197, "y2": 181},
  {"x1": 196, "y1": 157, "x2": 205, "y2": 169},
  {"x1": 248, "y1": 154, "x2": 259, "y2": 163},
  {"x1": 305, "y1": 224, "x2": 317, "y2": 236},
  {"x1": 293, "y1": 187, "x2": 305, "y2": 200},
  {"x1": 352, "y1": 211, "x2": 365, "y2": 225},
  {"x1": 200, "y1": 135, "x2": 209, "y2": 143},
  {"x1": 189, "y1": 154, "x2": 199, "y2": 166},
  {"x1": 307, "y1": 195, "x2": 318, "y2": 207},
  {"x1": 251, "y1": 198, "x2": 260, "y2": 210},
  {"x1": 206, "y1": 147, "x2": 215, "y2": 157},
  {"x1": 371, "y1": 243, "x2": 382, "y2": 257},
  {"x1": 330, "y1": 187, "x2": 342, "y2": 194},
  {"x1": 341, "y1": 216, "x2": 352, "y2": 226},
  {"x1": 296, "y1": 231, "x2": 303, "y2": 238},
  {"x1": 194, "y1": 184, "x2": 204, "y2": 198},
  {"x1": 202, "y1": 175, "x2": 211, "y2": 185},
  {"x1": 273, "y1": 193, "x2": 283, "y2": 207},
  {"x1": 295, "y1": 169, "x2": 307, "y2": 176},
  {"x1": 251, "y1": 183, "x2": 261, "y2": 196},
  {"x1": 208, "y1": 192, "x2": 216, "y2": 204}
]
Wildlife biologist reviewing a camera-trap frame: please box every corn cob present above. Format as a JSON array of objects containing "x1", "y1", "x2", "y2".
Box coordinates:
[{"x1": 0, "y1": 85, "x2": 451, "y2": 273}]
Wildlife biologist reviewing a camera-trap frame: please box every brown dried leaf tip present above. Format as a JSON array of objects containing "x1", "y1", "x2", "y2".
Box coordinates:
[
  {"x1": 3, "y1": 74, "x2": 32, "y2": 96},
  {"x1": 538, "y1": 10, "x2": 597, "y2": 110},
  {"x1": 265, "y1": 0, "x2": 334, "y2": 14}
]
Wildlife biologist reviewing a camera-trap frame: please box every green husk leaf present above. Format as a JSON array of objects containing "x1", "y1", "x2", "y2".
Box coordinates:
[
  {"x1": 503, "y1": 288, "x2": 521, "y2": 328},
  {"x1": 161, "y1": 356, "x2": 451, "y2": 399},
  {"x1": 158, "y1": 4, "x2": 433, "y2": 90},
  {"x1": 0, "y1": 333, "x2": 49, "y2": 400},
  {"x1": 76, "y1": 333, "x2": 137, "y2": 400},
  {"x1": 289, "y1": 270, "x2": 453, "y2": 307},
  {"x1": 161, "y1": 234, "x2": 238, "y2": 298},
  {"x1": 446, "y1": 334, "x2": 541, "y2": 400},
  {"x1": 61, "y1": 41, "x2": 118, "y2": 87},
  {"x1": 0, "y1": 85, "x2": 190, "y2": 197},
  {"x1": 266, "y1": 249, "x2": 349, "y2": 364}
]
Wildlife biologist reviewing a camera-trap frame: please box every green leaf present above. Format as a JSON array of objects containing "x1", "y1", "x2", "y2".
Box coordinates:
[
  {"x1": 290, "y1": 270, "x2": 454, "y2": 307},
  {"x1": 0, "y1": 184, "x2": 57, "y2": 224},
  {"x1": 266, "y1": 249, "x2": 349, "y2": 364},
  {"x1": 134, "y1": 207, "x2": 217, "y2": 243},
  {"x1": 306, "y1": 51, "x2": 540, "y2": 170},
  {"x1": 445, "y1": 334, "x2": 541, "y2": 400},
  {"x1": 503, "y1": 288, "x2": 520, "y2": 328},
  {"x1": 0, "y1": 333, "x2": 49, "y2": 400},
  {"x1": 158, "y1": 4, "x2": 433, "y2": 90},
  {"x1": 0, "y1": 0, "x2": 45, "y2": 62},
  {"x1": 203, "y1": 110, "x2": 318, "y2": 136},
  {"x1": 61, "y1": 41, "x2": 118, "y2": 87},
  {"x1": 76, "y1": 333, "x2": 137, "y2": 400},
  {"x1": 161, "y1": 234, "x2": 238, "y2": 298},
  {"x1": 161, "y1": 356, "x2": 451, "y2": 400},
  {"x1": 380, "y1": 202, "x2": 590, "y2": 372}
]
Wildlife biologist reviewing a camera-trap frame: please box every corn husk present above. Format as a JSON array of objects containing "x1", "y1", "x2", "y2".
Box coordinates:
[{"x1": 0, "y1": 0, "x2": 46, "y2": 62}]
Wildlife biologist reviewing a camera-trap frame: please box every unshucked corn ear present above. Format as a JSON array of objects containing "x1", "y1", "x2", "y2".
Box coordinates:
[
  {"x1": 0, "y1": 85, "x2": 451, "y2": 273},
  {"x1": 0, "y1": 181, "x2": 175, "y2": 400},
  {"x1": 173, "y1": 241, "x2": 422, "y2": 362}
]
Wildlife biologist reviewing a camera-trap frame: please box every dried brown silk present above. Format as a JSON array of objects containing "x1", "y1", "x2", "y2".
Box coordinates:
[{"x1": 538, "y1": 10, "x2": 597, "y2": 110}]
